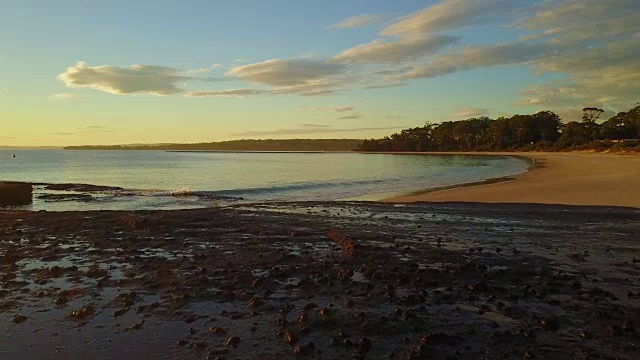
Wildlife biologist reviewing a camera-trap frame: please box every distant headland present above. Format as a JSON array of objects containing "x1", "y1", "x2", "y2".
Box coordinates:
[{"x1": 64, "y1": 139, "x2": 363, "y2": 152}]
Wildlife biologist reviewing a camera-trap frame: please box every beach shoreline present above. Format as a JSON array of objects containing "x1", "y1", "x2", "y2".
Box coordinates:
[{"x1": 381, "y1": 152, "x2": 640, "y2": 209}]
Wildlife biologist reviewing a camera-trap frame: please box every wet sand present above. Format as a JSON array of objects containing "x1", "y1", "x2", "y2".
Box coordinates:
[
  {"x1": 1, "y1": 202, "x2": 639, "y2": 359},
  {"x1": 386, "y1": 152, "x2": 640, "y2": 208}
]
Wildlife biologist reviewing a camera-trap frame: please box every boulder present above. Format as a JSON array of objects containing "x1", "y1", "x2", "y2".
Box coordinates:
[{"x1": 0, "y1": 182, "x2": 33, "y2": 206}]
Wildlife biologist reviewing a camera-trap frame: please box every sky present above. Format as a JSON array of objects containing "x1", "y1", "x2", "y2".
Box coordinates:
[{"x1": 1, "y1": 0, "x2": 639, "y2": 146}]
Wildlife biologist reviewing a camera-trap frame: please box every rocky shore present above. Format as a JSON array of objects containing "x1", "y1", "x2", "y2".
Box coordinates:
[
  {"x1": 1, "y1": 202, "x2": 639, "y2": 359},
  {"x1": 0, "y1": 182, "x2": 32, "y2": 206}
]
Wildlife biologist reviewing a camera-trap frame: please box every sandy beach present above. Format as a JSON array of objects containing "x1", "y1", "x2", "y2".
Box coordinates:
[{"x1": 386, "y1": 152, "x2": 640, "y2": 208}]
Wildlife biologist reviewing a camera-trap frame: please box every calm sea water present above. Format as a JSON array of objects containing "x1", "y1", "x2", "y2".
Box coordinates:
[{"x1": 0, "y1": 150, "x2": 529, "y2": 211}]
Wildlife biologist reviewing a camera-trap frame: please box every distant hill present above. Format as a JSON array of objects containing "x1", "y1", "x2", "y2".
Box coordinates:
[
  {"x1": 0, "y1": 146, "x2": 62, "y2": 150},
  {"x1": 64, "y1": 139, "x2": 363, "y2": 152}
]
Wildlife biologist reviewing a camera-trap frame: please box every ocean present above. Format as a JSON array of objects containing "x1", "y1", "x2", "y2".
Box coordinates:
[{"x1": 0, "y1": 150, "x2": 529, "y2": 211}]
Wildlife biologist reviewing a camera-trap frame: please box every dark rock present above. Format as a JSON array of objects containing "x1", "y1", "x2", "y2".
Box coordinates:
[
  {"x1": 0, "y1": 182, "x2": 32, "y2": 206},
  {"x1": 12, "y1": 314, "x2": 28, "y2": 324},
  {"x1": 54, "y1": 296, "x2": 69, "y2": 306},
  {"x1": 319, "y1": 308, "x2": 330, "y2": 316},
  {"x1": 247, "y1": 296, "x2": 260, "y2": 308},
  {"x1": 540, "y1": 317, "x2": 560, "y2": 331},
  {"x1": 293, "y1": 342, "x2": 316, "y2": 355},
  {"x1": 70, "y1": 304, "x2": 95, "y2": 319},
  {"x1": 226, "y1": 336, "x2": 241, "y2": 348},
  {"x1": 113, "y1": 308, "x2": 128, "y2": 317},
  {"x1": 209, "y1": 326, "x2": 226, "y2": 335},
  {"x1": 38, "y1": 193, "x2": 94, "y2": 202},
  {"x1": 125, "y1": 319, "x2": 145, "y2": 331},
  {"x1": 44, "y1": 183, "x2": 122, "y2": 192},
  {"x1": 282, "y1": 330, "x2": 296, "y2": 344}
]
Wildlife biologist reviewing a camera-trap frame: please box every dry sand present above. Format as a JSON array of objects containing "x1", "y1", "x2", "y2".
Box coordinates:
[{"x1": 386, "y1": 152, "x2": 640, "y2": 208}]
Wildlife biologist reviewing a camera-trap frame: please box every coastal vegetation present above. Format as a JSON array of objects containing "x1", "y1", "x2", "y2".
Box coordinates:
[
  {"x1": 62, "y1": 105, "x2": 640, "y2": 154},
  {"x1": 357, "y1": 104, "x2": 640, "y2": 152},
  {"x1": 64, "y1": 139, "x2": 362, "y2": 152}
]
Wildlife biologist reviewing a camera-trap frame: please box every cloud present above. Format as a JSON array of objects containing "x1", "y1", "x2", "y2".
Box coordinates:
[
  {"x1": 186, "y1": 88, "x2": 265, "y2": 98},
  {"x1": 447, "y1": 106, "x2": 489, "y2": 119},
  {"x1": 398, "y1": 41, "x2": 559, "y2": 80},
  {"x1": 385, "y1": 115, "x2": 405, "y2": 120},
  {"x1": 300, "y1": 106, "x2": 355, "y2": 113},
  {"x1": 377, "y1": 0, "x2": 639, "y2": 113},
  {"x1": 185, "y1": 64, "x2": 222, "y2": 75},
  {"x1": 232, "y1": 58, "x2": 248, "y2": 64},
  {"x1": 58, "y1": 61, "x2": 196, "y2": 95},
  {"x1": 227, "y1": 59, "x2": 346, "y2": 87},
  {"x1": 363, "y1": 82, "x2": 407, "y2": 90},
  {"x1": 186, "y1": 79, "x2": 343, "y2": 98},
  {"x1": 330, "y1": 14, "x2": 385, "y2": 29},
  {"x1": 58, "y1": 60, "x2": 345, "y2": 98},
  {"x1": 334, "y1": 35, "x2": 458, "y2": 64},
  {"x1": 51, "y1": 125, "x2": 115, "y2": 136},
  {"x1": 381, "y1": 0, "x2": 522, "y2": 36},
  {"x1": 48, "y1": 93, "x2": 76, "y2": 100},
  {"x1": 54, "y1": 0, "x2": 639, "y2": 112},
  {"x1": 510, "y1": 0, "x2": 640, "y2": 111},
  {"x1": 511, "y1": 0, "x2": 640, "y2": 46},
  {"x1": 297, "y1": 124, "x2": 332, "y2": 129},
  {"x1": 338, "y1": 115, "x2": 362, "y2": 120},
  {"x1": 232, "y1": 125, "x2": 407, "y2": 137},
  {"x1": 182, "y1": 59, "x2": 350, "y2": 97}
]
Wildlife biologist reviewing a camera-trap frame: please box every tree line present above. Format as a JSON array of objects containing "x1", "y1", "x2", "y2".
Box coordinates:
[
  {"x1": 357, "y1": 104, "x2": 640, "y2": 152},
  {"x1": 65, "y1": 139, "x2": 363, "y2": 152}
]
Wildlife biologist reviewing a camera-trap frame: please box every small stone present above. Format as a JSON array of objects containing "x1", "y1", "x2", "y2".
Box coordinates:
[
  {"x1": 209, "y1": 326, "x2": 226, "y2": 334},
  {"x1": 319, "y1": 308, "x2": 330, "y2": 316},
  {"x1": 293, "y1": 342, "x2": 316, "y2": 355},
  {"x1": 12, "y1": 314, "x2": 28, "y2": 324},
  {"x1": 226, "y1": 336, "x2": 241, "y2": 348},
  {"x1": 113, "y1": 308, "x2": 127, "y2": 317},
  {"x1": 70, "y1": 305, "x2": 95, "y2": 319},
  {"x1": 126, "y1": 319, "x2": 145, "y2": 331},
  {"x1": 540, "y1": 317, "x2": 560, "y2": 331},
  {"x1": 282, "y1": 330, "x2": 296, "y2": 344},
  {"x1": 54, "y1": 297, "x2": 68, "y2": 306},
  {"x1": 247, "y1": 297, "x2": 260, "y2": 308}
]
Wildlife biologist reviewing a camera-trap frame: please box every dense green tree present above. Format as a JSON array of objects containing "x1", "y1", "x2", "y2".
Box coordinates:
[{"x1": 357, "y1": 104, "x2": 640, "y2": 152}]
